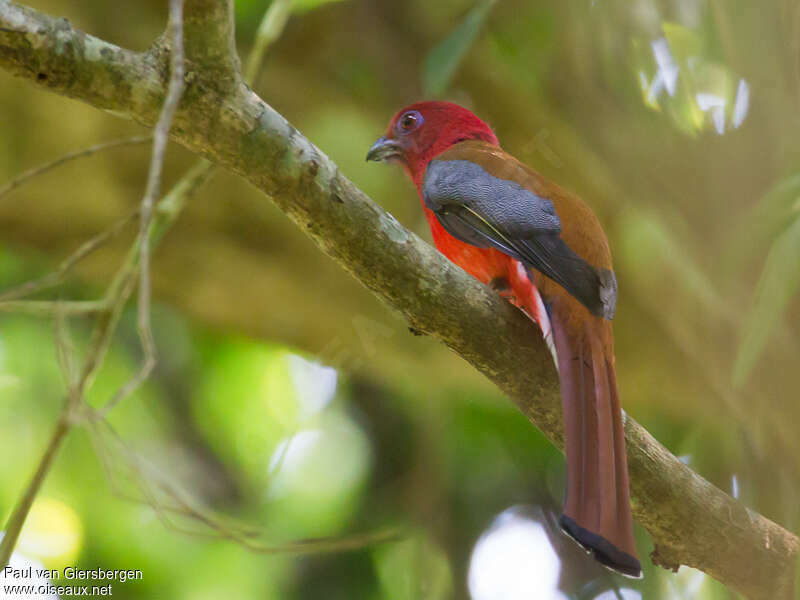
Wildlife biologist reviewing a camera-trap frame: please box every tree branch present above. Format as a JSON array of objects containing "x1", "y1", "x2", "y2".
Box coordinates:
[
  {"x1": 1, "y1": 2, "x2": 797, "y2": 598},
  {"x1": 182, "y1": 0, "x2": 239, "y2": 85},
  {"x1": 0, "y1": 1, "x2": 162, "y2": 118}
]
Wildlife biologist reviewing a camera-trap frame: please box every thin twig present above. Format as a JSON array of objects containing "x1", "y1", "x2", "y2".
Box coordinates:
[
  {"x1": 0, "y1": 136, "x2": 151, "y2": 201},
  {"x1": 0, "y1": 210, "x2": 138, "y2": 302},
  {"x1": 73, "y1": 245, "x2": 140, "y2": 399},
  {"x1": 99, "y1": 0, "x2": 291, "y2": 416},
  {"x1": 90, "y1": 163, "x2": 214, "y2": 421},
  {"x1": 0, "y1": 0, "x2": 393, "y2": 571},
  {"x1": 53, "y1": 305, "x2": 79, "y2": 391},
  {"x1": 107, "y1": 0, "x2": 185, "y2": 413},
  {"x1": 0, "y1": 299, "x2": 107, "y2": 316},
  {"x1": 89, "y1": 419, "x2": 402, "y2": 554},
  {"x1": 149, "y1": 159, "x2": 215, "y2": 245},
  {"x1": 0, "y1": 2, "x2": 186, "y2": 569}
]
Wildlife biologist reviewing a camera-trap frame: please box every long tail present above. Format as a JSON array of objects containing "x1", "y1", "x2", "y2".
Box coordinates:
[{"x1": 551, "y1": 313, "x2": 642, "y2": 578}]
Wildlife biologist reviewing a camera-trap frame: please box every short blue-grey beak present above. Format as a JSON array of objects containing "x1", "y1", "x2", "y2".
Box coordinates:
[{"x1": 366, "y1": 136, "x2": 403, "y2": 162}]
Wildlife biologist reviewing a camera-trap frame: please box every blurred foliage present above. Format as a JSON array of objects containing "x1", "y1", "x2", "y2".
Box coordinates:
[
  {"x1": 731, "y1": 176, "x2": 800, "y2": 387},
  {"x1": 422, "y1": 0, "x2": 496, "y2": 97},
  {"x1": 2, "y1": 0, "x2": 800, "y2": 598},
  {"x1": 235, "y1": 0, "x2": 347, "y2": 26},
  {"x1": 374, "y1": 533, "x2": 453, "y2": 600}
]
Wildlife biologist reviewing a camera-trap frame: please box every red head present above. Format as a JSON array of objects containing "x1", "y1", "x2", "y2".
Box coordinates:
[{"x1": 366, "y1": 101, "x2": 499, "y2": 186}]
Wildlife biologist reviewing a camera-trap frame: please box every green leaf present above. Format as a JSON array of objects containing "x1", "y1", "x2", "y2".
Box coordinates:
[
  {"x1": 236, "y1": 0, "x2": 346, "y2": 24},
  {"x1": 291, "y1": 0, "x2": 347, "y2": 14},
  {"x1": 721, "y1": 173, "x2": 800, "y2": 278},
  {"x1": 732, "y1": 214, "x2": 800, "y2": 388},
  {"x1": 422, "y1": 0, "x2": 496, "y2": 97}
]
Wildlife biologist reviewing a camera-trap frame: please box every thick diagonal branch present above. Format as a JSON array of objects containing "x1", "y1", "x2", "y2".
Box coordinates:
[{"x1": 0, "y1": 3, "x2": 797, "y2": 598}]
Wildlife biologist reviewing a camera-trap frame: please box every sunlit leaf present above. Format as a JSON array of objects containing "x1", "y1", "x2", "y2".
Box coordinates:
[
  {"x1": 661, "y1": 22, "x2": 704, "y2": 63},
  {"x1": 733, "y1": 215, "x2": 800, "y2": 388},
  {"x1": 264, "y1": 412, "x2": 372, "y2": 535},
  {"x1": 267, "y1": 414, "x2": 370, "y2": 502},
  {"x1": 422, "y1": 0, "x2": 496, "y2": 97},
  {"x1": 17, "y1": 497, "x2": 83, "y2": 569},
  {"x1": 634, "y1": 22, "x2": 746, "y2": 135},
  {"x1": 193, "y1": 341, "x2": 297, "y2": 480}
]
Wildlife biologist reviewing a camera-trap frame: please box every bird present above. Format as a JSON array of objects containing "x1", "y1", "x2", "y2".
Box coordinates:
[{"x1": 367, "y1": 101, "x2": 641, "y2": 578}]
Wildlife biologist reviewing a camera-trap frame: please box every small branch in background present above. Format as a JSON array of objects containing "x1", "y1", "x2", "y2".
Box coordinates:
[
  {"x1": 0, "y1": 307, "x2": 82, "y2": 568},
  {"x1": 0, "y1": 0, "x2": 399, "y2": 569},
  {"x1": 244, "y1": 0, "x2": 293, "y2": 85},
  {"x1": 89, "y1": 0, "x2": 399, "y2": 559},
  {"x1": 0, "y1": 0, "x2": 186, "y2": 569},
  {"x1": 99, "y1": 0, "x2": 291, "y2": 416},
  {"x1": 88, "y1": 419, "x2": 402, "y2": 554},
  {"x1": 0, "y1": 300, "x2": 107, "y2": 316},
  {"x1": 0, "y1": 135, "x2": 151, "y2": 201},
  {"x1": 95, "y1": 161, "x2": 213, "y2": 418},
  {"x1": 53, "y1": 306, "x2": 80, "y2": 391},
  {"x1": 111, "y1": 0, "x2": 186, "y2": 414},
  {"x1": 0, "y1": 210, "x2": 138, "y2": 303}
]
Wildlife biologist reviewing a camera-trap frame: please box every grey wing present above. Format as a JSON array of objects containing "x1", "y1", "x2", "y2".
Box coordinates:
[
  {"x1": 423, "y1": 160, "x2": 561, "y2": 238},
  {"x1": 423, "y1": 159, "x2": 615, "y2": 319}
]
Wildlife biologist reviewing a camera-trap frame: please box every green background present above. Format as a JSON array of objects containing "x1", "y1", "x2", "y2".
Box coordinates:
[{"x1": 1, "y1": 0, "x2": 799, "y2": 598}]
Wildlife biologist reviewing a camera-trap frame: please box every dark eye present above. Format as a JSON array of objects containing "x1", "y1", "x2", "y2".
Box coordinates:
[{"x1": 397, "y1": 111, "x2": 423, "y2": 134}]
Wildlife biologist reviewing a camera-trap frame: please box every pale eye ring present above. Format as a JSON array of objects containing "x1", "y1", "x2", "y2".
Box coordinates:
[{"x1": 396, "y1": 110, "x2": 423, "y2": 134}]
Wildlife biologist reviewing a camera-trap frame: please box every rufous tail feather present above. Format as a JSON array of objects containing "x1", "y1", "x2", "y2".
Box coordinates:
[{"x1": 551, "y1": 314, "x2": 641, "y2": 578}]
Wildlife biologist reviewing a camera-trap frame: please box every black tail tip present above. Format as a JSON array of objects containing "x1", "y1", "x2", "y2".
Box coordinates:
[{"x1": 559, "y1": 514, "x2": 643, "y2": 579}]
